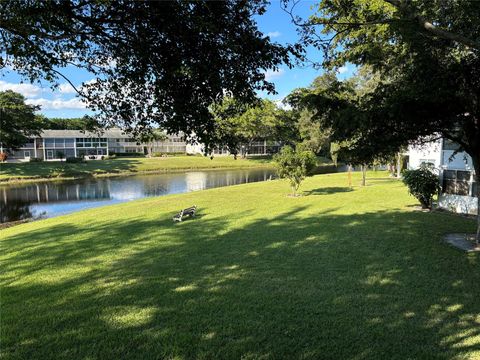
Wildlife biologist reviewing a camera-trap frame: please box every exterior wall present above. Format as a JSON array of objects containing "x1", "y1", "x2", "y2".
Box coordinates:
[
  {"x1": 438, "y1": 194, "x2": 478, "y2": 215},
  {"x1": 407, "y1": 140, "x2": 443, "y2": 169},
  {"x1": 407, "y1": 138, "x2": 477, "y2": 215},
  {"x1": 6, "y1": 130, "x2": 189, "y2": 161},
  {"x1": 5, "y1": 131, "x2": 281, "y2": 161}
]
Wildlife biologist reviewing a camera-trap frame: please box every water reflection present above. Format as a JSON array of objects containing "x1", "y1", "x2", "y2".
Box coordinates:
[{"x1": 0, "y1": 168, "x2": 275, "y2": 223}]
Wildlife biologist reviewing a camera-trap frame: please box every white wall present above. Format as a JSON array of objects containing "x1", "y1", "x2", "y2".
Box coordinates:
[
  {"x1": 186, "y1": 143, "x2": 204, "y2": 155},
  {"x1": 407, "y1": 140, "x2": 442, "y2": 169},
  {"x1": 438, "y1": 194, "x2": 478, "y2": 215}
]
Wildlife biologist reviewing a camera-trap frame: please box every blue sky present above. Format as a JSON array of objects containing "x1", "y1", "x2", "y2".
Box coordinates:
[{"x1": 0, "y1": 0, "x2": 354, "y2": 118}]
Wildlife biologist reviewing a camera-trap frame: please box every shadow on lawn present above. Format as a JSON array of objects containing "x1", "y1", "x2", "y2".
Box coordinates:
[
  {"x1": 1, "y1": 207, "x2": 479, "y2": 359},
  {"x1": 303, "y1": 186, "x2": 353, "y2": 196}
]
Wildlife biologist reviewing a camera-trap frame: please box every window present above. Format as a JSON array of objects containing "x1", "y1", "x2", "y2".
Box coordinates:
[
  {"x1": 45, "y1": 138, "x2": 55, "y2": 147},
  {"x1": 442, "y1": 170, "x2": 474, "y2": 196},
  {"x1": 24, "y1": 151, "x2": 31, "y2": 158}
]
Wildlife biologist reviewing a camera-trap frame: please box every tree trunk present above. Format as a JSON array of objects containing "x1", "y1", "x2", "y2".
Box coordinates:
[
  {"x1": 396, "y1": 152, "x2": 402, "y2": 178},
  {"x1": 361, "y1": 164, "x2": 366, "y2": 186},
  {"x1": 472, "y1": 154, "x2": 480, "y2": 246},
  {"x1": 348, "y1": 164, "x2": 352, "y2": 188}
]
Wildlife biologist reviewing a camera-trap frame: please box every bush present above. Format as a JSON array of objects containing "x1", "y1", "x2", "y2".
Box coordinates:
[
  {"x1": 0, "y1": 152, "x2": 8, "y2": 162},
  {"x1": 273, "y1": 146, "x2": 316, "y2": 196},
  {"x1": 29, "y1": 157, "x2": 43, "y2": 162},
  {"x1": 402, "y1": 165, "x2": 440, "y2": 209},
  {"x1": 110, "y1": 152, "x2": 145, "y2": 157},
  {"x1": 66, "y1": 157, "x2": 86, "y2": 163},
  {"x1": 152, "y1": 152, "x2": 186, "y2": 157}
]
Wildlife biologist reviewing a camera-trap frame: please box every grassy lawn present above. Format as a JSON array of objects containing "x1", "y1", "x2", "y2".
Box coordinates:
[
  {"x1": 1, "y1": 172, "x2": 479, "y2": 359},
  {"x1": 0, "y1": 156, "x2": 273, "y2": 183}
]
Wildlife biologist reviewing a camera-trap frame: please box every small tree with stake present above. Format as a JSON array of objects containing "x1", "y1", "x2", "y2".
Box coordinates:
[{"x1": 274, "y1": 145, "x2": 316, "y2": 196}]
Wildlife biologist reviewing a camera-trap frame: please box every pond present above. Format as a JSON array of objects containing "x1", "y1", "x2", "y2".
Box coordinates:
[{"x1": 0, "y1": 168, "x2": 276, "y2": 223}]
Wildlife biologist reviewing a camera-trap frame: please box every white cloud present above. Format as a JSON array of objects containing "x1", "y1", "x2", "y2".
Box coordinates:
[
  {"x1": 273, "y1": 99, "x2": 292, "y2": 111},
  {"x1": 26, "y1": 97, "x2": 87, "y2": 110},
  {"x1": 58, "y1": 82, "x2": 76, "y2": 94},
  {"x1": 264, "y1": 68, "x2": 285, "y2": 81},
  {"x1": 0, "y1": 80, "x2": 42, "y2": 98},
  {"x1": 337, "y1": 66, "x2": 349, "y2": 74},
  {"x1": 267, "y1": 31, "x2": 281, "y2": 38}
]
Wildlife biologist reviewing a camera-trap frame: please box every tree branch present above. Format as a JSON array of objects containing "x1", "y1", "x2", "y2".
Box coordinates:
[{"x1": 384, "y1": 0, "x2": 480, "y2": 50}]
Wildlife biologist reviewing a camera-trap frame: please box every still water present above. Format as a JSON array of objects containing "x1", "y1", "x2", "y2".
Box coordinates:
[{"x1": 0, "y1": 168, "x2": 276, "y2": 223}]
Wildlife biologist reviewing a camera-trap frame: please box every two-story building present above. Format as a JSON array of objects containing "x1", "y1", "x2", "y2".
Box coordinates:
[
  {"x1": 3, "y1": 129, "x2": 188, "y2": 161},
  {"x1": 2, "y1": 129, "x2": 282, "y2": 161}
]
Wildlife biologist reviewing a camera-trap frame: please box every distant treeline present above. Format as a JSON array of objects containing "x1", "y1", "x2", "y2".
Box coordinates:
[{"x1": 37, "y1": 116, "x2": 100, "y2": 131}]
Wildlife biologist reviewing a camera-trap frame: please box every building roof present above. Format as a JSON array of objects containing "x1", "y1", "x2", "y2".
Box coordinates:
[{"x1": 40, "y1": 128, "x2": 127, "y2": 138}]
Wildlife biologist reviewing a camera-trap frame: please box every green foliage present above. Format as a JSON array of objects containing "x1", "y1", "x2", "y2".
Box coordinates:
[
  {"x1": 211, "y1": 98, "x2": 297, "y2": 157},
  {"x1": 110, "y1": 152, "x2": 145, "y2": 157},
  {"x1": 296, "y1": 0, "x2": 480, "y2": 177},
  {"x1": 152, "y1": 152, "x2": 185, "y2": 157},
  {"x1": 65, "y1": 157, "x2": 85, "y2": 164},
  {"x1": 402, "y1": 165, "x2": 440, "y2": 209},
  {"x1": 329, "y1": 142, "x2": 340, "y2": 166},
  {"x1": 40, "y1": 116, "x2": 100, "y2": 131},
  {"x1": 0, "y1": 90, "x2": 43, "y2": 150},
  {"x1": 294, "y1": 109, "x2": 330, "y2": 155},
  {"x1": 1, "y1": 1, "x2": 294, "y2": 150},
  {"x1": 294, "y1": 0, "x2": 480, "y2": 241},
  {"x1": 273, "y1": 145, "x2": 316, "y2": 195},
  {"x1": 29, "y1": 157, "x2": 43, "y2": 163}
]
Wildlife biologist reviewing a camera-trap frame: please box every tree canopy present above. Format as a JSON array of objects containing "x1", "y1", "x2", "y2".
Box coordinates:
[
  {"x1": 1, "y1": 0, "x2": 297, "y2": 151},
  {"x1": 39, "y1": 116, "x2": 100, "y2": 131},
  {"x1": 210, "y1": 98, "x2": 297, "y2": 157},
  {"x1": 0, "y1": 90, "x2": 43, "y2": 151},
  {"x1": 285, "y1": 0, "x2": 480, "y2": 242}
]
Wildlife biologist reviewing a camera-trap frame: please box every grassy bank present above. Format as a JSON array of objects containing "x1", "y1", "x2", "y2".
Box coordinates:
[
  {"x1": 1, "y1": 172, "x2": 478, "y2": 359},
  {"x1": 0, "y1": 156, "x2": 273, "y2": 184}
]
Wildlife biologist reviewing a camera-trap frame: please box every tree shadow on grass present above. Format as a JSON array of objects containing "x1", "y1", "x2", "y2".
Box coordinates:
[
  {"x1": 1, "y1": 207, "x2": 479, "y2": 359},
  {"x1": 303, "y1": 186, "x2": 353, "y2": 196}
]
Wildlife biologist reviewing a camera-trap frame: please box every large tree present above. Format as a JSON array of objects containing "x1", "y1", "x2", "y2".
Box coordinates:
[
  {"x1": 0, "y1": 90, "x2": 43, "y2": 151},
  {"x1": 285, "y1": 0, "x2": 480, "y2": 244},
  {"x1": 1, "y1": 0, "x2": 296, "y2": 151},
  {"x1": 210, "y1": 98, "x2": 297, "y2": 157}
]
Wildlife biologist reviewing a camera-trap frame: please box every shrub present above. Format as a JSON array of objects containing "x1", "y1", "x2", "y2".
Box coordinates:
[
  {"x1": 110, "y1": 152, "x2": 145, "y2": 157},
  {"x1": 29, "y1": 157, "x2": 43, "y2": 162},
  {"x1": 402, "y1": 165, "x2": 440, "y2": 209},
  {"x1": 66, "y1": 157, "x2": 86, "y2": 163},
  {"x1": 273, "y1": 146, "x2": 316, "y2": 196},
  {"x1": 0, "y1": 152, "x2": 8, "y2": 162}
]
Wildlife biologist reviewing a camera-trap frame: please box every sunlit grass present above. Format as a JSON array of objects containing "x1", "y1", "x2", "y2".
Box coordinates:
[{"x1": 1, "y1": 171, "x2": 479, "y2": 359}]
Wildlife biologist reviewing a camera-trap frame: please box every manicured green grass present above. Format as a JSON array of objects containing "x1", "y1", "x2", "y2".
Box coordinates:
[
  {"x1": 0, "y1": 156, "x2": 273, "y2": 183},
  {"x1": 1, "y1": 172, "x2": 479, "y2": 359}
]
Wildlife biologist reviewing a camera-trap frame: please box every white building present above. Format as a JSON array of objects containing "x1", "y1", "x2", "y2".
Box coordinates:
[
  {"x1": 3, "y1": 129, "x2": 282, "y2": 162},
  {"x1": 407, "y1": 139, "x2": 477, "y2": 215},
  {"x1": 4, "y1": 129, "x2": 187, "y2": 161}
]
